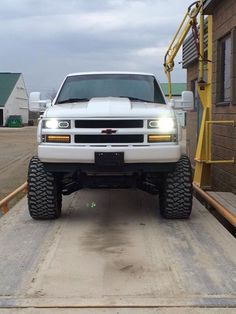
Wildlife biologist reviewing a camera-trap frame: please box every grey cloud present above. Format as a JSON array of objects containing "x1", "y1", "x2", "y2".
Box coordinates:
[{"x1": 0, "y1": 0, "x2": 193, "y2": 95}]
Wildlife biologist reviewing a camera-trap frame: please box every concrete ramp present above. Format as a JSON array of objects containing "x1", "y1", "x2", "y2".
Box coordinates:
[{"x1": 0, "y1": 190, "x2": 235, "y2": 313}]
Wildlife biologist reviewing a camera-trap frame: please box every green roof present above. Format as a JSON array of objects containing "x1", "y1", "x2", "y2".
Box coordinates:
[
  {"x1": 160, "y1": 83, "x2": 187, "y2": 96},
  {"x1": 0, "y1": 73, "x2": 21, "y2": 107}
]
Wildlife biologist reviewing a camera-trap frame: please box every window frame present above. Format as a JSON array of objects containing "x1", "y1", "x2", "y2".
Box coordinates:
[
  {"x1": 232, "y1": 28, "x2": 236, "y2": 105},
  {"x1": 216, "y1": 33, "x2": 232, "y2": 106}
]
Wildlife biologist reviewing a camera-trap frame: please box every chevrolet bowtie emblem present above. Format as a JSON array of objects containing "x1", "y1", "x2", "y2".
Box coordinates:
[{"x1": 101, "y1": 129, "x2": 117, "y2": 134}]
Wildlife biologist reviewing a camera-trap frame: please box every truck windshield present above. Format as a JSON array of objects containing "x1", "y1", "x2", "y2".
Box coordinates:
[{"x1": 56, "y1": 74, "x2": 166, "y2": 104}]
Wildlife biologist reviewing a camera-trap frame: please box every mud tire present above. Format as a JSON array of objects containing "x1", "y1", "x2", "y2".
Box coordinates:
[
  {"x1": 159, "y1": 155, "x2": 192, "y2": 219},
  {"x1": 28, "y1": 156, "x2": 62, "y2": 219}
]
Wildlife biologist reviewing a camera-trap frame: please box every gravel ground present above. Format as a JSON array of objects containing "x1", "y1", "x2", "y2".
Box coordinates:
[{"x1": 0, "y1": 127, "x2": 37, "y2": 207}]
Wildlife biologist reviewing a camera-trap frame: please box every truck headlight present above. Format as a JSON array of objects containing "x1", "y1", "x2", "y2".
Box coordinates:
[
  {"x1": 148, "y1": 118, "x2": 175, "y2": 132},
  {"x1": 44, "y1": 119, "x2": 71, "y2": 129},
  {"x1": 45, "y1": 119, "x2": 58, "y2": 129}
]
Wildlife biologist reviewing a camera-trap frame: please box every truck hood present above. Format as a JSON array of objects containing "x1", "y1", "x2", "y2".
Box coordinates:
[{"x1": 45, "y1": 97, "x2": 173, "y2": 118}]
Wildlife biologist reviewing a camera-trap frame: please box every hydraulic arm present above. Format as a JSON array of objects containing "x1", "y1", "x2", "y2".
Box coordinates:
[
  {"x1": 164, "y1": 1, "x2": 202, "y2": 99},
  {"x1": 164, "y1": 0, "x2": 234, "y2": 188}
]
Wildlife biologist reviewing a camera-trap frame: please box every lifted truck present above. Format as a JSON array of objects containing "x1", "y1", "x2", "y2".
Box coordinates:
[{"x1": 28, "y1": 72, "x2": 194, "y2": 220}]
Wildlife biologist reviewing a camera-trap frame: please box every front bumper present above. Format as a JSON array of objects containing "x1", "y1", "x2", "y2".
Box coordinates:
[{"x1": 38, "y1": 144, "x2": 181, "y2": 163}]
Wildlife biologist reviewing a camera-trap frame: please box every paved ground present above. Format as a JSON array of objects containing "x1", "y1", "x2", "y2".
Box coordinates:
[
  {"x1": 0, "y1": 127, "x2": 37, "y2": 203},
  {"x1": 0, "y1": 189, "x2": 235, "y2": 313}
]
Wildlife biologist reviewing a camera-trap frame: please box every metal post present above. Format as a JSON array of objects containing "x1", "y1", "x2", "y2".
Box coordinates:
[{"x1": 193, "y1": 1, "x2": 213, "y2": 188}]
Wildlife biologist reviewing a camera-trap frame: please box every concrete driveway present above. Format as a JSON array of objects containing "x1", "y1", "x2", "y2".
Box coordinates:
[{"x1": 0, "y1": 189, "x2": 235, "y2": 313}]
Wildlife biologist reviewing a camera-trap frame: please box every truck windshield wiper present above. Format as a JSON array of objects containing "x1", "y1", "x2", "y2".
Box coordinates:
[
  {"x1": 57, "y1": 98, "x2": 90, "y2": 104},
  {"x1": 118, "y1": 96, "x2": 153, "y2": 103}
]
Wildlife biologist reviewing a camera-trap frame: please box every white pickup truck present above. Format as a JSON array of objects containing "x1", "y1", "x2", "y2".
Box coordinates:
[{"x1": 28, "y1": 72, "x2": 193, "y2": 220}]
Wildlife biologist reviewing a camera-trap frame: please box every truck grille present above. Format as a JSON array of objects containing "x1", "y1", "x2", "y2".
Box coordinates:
[
  {"x1": 74, "y1": 135, "x2": 144, "y2": 144},
  {"x1": 75, "y1": 120, "x2": 143, "y2": 128}
]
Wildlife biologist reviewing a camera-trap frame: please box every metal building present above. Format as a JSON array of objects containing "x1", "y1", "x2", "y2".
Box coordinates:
[{"x1": 0, "y1": 73, "x2": 28, "y2": 126}]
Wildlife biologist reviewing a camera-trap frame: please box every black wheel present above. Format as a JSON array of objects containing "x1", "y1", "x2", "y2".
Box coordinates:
[
  {"x1": 159, "y1": 155, "x2": 192, "y2": 219},
  {"x1": 27, "y1": 156, "x2": 62, "y2": 219}
]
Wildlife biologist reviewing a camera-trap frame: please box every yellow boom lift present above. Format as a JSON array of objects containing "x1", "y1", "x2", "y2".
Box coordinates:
[{"x1": 164, "y1": 0, "x2": 235, "y2": 189}]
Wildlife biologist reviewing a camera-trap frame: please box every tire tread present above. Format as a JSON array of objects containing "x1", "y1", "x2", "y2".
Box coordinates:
[
  {"x1": 27, "y1": 156, "x2": 61, "y2": 219},
  {"x1": 159, "y1": 155, "x2": 193, "y2": 219}
]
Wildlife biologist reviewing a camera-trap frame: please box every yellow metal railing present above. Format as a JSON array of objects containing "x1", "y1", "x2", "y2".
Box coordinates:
[
  {"x1": 193, "y1": 6, "x2": 234, "y2": 186},
  {"x1": 0, "y1": 182, "x2": 27, "y2": 214},
  {"x1": 195, "y1": 120, "x2": 235, "y2": 164},
  {"x1": 205, "y1": 121, "x2": 235, "y2": 164},
  {"x1": 193, "y1": 9, "x2": 213, "y2": 188},
  {"x1": 164, "y1": 0, "x2": 236, "y2": 188}
]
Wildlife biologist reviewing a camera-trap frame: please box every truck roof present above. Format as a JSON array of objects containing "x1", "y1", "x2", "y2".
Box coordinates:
[{"x1": 67, "y1": 71, "x2": 156, "y2": 77}]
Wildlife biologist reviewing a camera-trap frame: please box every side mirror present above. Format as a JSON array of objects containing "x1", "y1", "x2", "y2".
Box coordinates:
[
  {"x1": 173, "y1": 91, "x2": 194, "y2": 111},
  {"x1": 29, "y1": 92, "x2": 52, "y2": 112}
]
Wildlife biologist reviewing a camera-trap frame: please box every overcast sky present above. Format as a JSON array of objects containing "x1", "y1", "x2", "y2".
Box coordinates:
[{"x1": 0, "y1": 0, "x2": 194, "y2": 96}]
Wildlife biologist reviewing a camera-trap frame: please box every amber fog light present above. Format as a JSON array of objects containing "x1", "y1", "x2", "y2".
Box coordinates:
[
  {"x1": 148, "y1": 134, "x2": 172, "y2": 142},
  {"x1": 46, "y1": 135, "x2": 71, "y2": 143}
]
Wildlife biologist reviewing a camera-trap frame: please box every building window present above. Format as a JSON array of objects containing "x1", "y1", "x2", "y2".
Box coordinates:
[{"x1": 218, "y1": 35, "x2": 231, "y2": 103}]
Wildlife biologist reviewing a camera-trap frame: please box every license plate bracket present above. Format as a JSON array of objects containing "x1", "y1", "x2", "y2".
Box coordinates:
[{"x1": 95, "y1": 152, "x2": 124, "y2": 166}]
